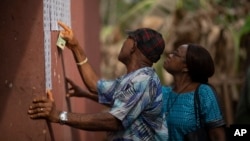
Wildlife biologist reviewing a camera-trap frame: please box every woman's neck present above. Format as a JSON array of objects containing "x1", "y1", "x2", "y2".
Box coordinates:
[{"x1": 173, "y1": 75, "x2": 197, "y2": 93}]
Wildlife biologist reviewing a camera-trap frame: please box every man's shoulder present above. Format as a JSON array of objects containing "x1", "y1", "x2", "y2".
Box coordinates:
[{"x1": 131, "y1": 67, "x2": 160, "y2": 82}]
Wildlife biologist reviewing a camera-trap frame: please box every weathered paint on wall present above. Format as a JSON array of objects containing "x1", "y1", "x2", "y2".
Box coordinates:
[{"x1": 0, "y1": 0, "x2": 106, "y2": 140}]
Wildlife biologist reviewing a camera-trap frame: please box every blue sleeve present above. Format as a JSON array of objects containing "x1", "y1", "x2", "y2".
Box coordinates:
[
  {"x1": 97, "y1": 79, "x2": 117, "y2": 105},
  {"x1": 110, "y1": 75, "x2": 159, "y2": 128},
  {"x1": 198, "y1": 84, "x2": 225, "y2": 127},
  {"x1": 162, "y1": 86, "x2": 171, "y2": 113}
]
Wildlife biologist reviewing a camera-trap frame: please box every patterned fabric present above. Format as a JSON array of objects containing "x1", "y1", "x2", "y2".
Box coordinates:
[
  {"x1": 162, "y1": 84, "x2": 225, "y2": 141},
  {"x1": 126, "y1": 28, "x2": 165, "y2": 63},
  {"x1": 97, "y1": 67, "x2": 168, "y2": 141}
]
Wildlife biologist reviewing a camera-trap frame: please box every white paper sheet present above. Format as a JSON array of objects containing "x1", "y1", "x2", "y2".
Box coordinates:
[
  {"x1": 43, "y1": 0, "x2": 71, "y2": 31},
  {"x1": 43, "y1": 0, "x2": 71, "y2": 89}
]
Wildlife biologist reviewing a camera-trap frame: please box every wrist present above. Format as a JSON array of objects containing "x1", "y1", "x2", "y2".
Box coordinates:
[
  {"x1": 49, "y1": 110, "x2": 61, "y2": 123},
  {"x1": 71, "y1": 48, "x2": 87, "y2": 63},
  {"x1": 59, "y1": 111, "x2": 68, "y2": 125},
  {"x1": 76, "y1": 57, "x2": 88, "y2": 66},
  {"x1": 67, "y1": 37, "x2": 79, "y2": 47}
]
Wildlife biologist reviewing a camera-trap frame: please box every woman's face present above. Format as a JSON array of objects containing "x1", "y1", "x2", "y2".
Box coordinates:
[{"x1": 163, "y1": 44, "x2": 188, "y2": 74}]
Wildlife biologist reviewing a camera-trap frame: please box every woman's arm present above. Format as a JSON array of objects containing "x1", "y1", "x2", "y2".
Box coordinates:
[{"x1": 208, "y1": 126, "x2": 226, "y2": 141}]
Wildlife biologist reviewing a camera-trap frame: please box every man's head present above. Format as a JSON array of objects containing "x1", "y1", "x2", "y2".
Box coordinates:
[{"x1": 126, "y1": 28, "x2": 165, "y2": 63}]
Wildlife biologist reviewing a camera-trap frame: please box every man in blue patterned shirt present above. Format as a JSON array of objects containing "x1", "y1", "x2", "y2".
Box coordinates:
[
  {"x1": 98, "y1": 67, "x2": 168, "y2": 141},
  {"x1": 28, "y1": 22, "x2": 168, "y2": 141}
]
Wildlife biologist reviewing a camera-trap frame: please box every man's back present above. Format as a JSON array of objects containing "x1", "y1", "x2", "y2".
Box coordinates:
[{"x1": 98, "y1": 67, "x2": 168, "y2": 141}]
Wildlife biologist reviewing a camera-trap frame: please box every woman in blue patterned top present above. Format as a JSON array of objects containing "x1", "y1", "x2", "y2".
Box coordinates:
[{"x1": 162, "y1": 44, "x2": 226, "y2": 141}]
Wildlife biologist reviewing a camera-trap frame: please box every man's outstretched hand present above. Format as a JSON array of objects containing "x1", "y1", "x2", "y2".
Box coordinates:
[
  {"x1": 27, "y1": 90, "x2": 60, "y2": 123},
  {"x1": 58, "y1": 21, "x2": 79, "y2": 48}
]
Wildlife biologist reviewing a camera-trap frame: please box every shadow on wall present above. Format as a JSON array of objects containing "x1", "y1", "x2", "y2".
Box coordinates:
[{"x1": 0, "y1": 0, "x2": 47, "y2": 140}]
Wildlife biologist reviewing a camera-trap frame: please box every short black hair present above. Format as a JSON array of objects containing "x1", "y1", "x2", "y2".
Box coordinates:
[{"x1": 186, "y1": 44, "x2": 215, "y2": 83}]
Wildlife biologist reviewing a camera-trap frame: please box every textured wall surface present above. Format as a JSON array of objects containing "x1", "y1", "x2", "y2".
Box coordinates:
[{"x1": 0, "y1": 0, "x2": 106, "y2": 140}]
